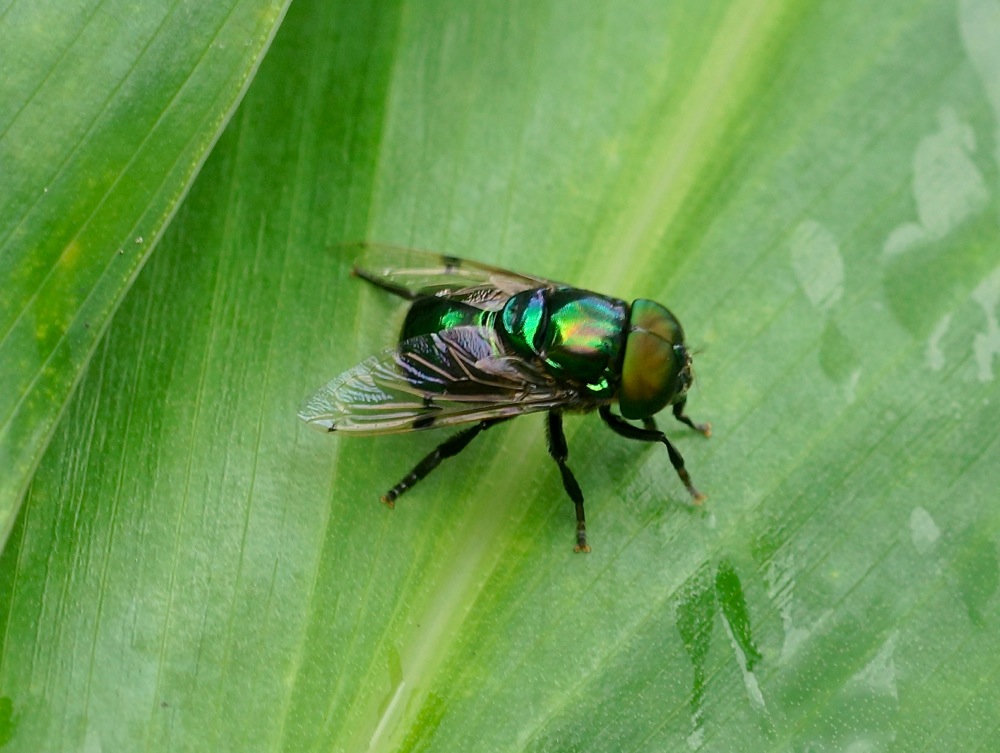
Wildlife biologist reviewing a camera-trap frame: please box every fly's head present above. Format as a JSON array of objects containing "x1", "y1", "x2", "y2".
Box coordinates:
[{"x1": 618, "y1": 299, "x2": 693, "y2": 420}]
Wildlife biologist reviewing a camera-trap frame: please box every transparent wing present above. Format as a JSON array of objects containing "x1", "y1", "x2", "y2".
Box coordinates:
[
  {"x1": 349, "y1": 242, "x2": 567, "y2": 311},
  {"x1": 299, "y1": 326, "x2": 591, "y2": 434}
]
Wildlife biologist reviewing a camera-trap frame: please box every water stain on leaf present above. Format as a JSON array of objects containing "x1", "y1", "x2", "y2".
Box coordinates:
[
  {"x1": 675, "y1": 559, "x2": 766, "y2": 745},
  {"x1": 715, "y1": 560, "x2": 762, "y2": 673},
  {"x1": 676, "y1": 564, "x2": 715, "y2": 737},
  {"x1": 880, "y1": 105, "x2": 998, "y2": 339},
  {"x1": 883, "y1": 108, "x2": 988, "y2": 258},
  {"x1": 972, "y1": 265, "x2": 1000, "y2": 381},
  {"x1": 909, "y1": 506, "x2": 942, "y2": 555},
  {"x1": 791, "y1": 219, "x2": 844, "y2": 313},
  {"x1": 951, "y1": 526, "x2": 1000, "y2": 626},
  {"x1": 789, "y1": 220, "x2": 860, "y2": 395},
  {"x1": 819, "y1": 320, "x2": 860, "y2": 391}
]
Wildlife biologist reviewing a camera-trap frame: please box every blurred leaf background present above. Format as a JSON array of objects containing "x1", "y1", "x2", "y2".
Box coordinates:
[{"x1": 2, "y1": 0, "x2": 1000, "y2": 751}]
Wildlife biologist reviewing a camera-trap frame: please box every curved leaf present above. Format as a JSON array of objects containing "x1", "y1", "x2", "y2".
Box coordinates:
[
  {"x1": 0, "y1": 0, "x2": 290, "y2": 543},
  {"x1": 2, "y1": 0, "x2": 1000, "y2": 751}
]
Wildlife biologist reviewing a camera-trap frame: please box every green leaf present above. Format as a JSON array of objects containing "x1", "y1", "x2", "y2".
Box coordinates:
[
  {"x1": 4, "y1": 0, "x2": 1000, "y2": 751},
  {"x1": 0, "y1": 0, "x2": 290, "y2": 543}
]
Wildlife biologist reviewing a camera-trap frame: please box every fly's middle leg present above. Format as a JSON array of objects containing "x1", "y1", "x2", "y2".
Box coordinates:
[
  {"x1": 546, "y1": 411, "x2": 590, "y2": 553},
  {"x1": 600, "y1": 405, "x2": 706, "y2": 503},
  {"x1": 382, "y1": 417, "x2": 508, "y2": 506}
]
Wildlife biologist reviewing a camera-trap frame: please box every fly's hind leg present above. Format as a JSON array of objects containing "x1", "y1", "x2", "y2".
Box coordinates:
[
  {"x1": 382, "y1": 417, "x2": 509, "y2": 505},
  {"x1": 601, "y1": 405, "x2": 706, "y2": 503},
  {"x1": 546, "y1": 411, "x2": 590, "y2": 553}
]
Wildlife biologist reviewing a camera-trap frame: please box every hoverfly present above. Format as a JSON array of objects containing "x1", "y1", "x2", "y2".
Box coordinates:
[{"x1": 299, "y1": 245, "x2": 710, "y2": 552}]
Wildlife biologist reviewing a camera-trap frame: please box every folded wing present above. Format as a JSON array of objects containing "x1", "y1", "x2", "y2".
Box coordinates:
[
  {"x1": 352, "y1": 243, "x2": 565, "y2": 311},
  {"x1": 299, "y1": 326, "x2": 591, "y2": 434}
]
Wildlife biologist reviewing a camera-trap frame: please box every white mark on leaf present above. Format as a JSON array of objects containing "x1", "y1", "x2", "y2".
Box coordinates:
[
  {"x1": 767, "y1": 552, "x2": 832, "y2": 664},
  {"x1": 959, "y1": 0, "x2": 1000, "y2": 169},
  {"x1": 685, "y1": 726, "x2": 704, "y2": 751},
  {"x1": 883, "y1": 107, "x2": 988, "y2": 257},
  {"x1": 909, "y1": 506, "x2": 942, "y2": 554},
  {"x1": 791, "y1": 219, "x2": 844, "y2": 311},
  {"x1": 927, "y1": 315, "x2": 953, "y2": 372},
  {"x1": 850, "y1": 633, "x2": 899, "y2": 701},
  {"x1": 719, "y1": 606, "x2": 767, "y2": 714},
  {"x1": 844, "y1": 368, "x2": 862, "y2": 405},
  {"x1": 972, "y1": 266, "x2": 1000, "y2": 381}
]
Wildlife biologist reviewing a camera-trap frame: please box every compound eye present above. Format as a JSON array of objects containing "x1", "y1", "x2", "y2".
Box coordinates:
[{"x1": 619, "y1": 300, "x2": 686, "y2": 420}]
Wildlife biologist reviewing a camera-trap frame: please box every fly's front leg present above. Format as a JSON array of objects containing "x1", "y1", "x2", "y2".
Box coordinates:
[
  {"x1": 671, "y1": 397, "x2": 711, "y2": 437},
  {"x1": 546, "y1": 411, "x2": 590, "y2": 553},
  {"x1": 382, "y1": 417, "x2": 508, "y2": 505},
  {"x1": 601, "y1": 405, "x2": 706, "y2": 503}
]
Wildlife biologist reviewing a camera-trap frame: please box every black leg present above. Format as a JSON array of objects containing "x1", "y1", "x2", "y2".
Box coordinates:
[
  {"x1": 353, "y1": 266, "x2": 419, "y2": 300},
  {"x1": 547, "y1": 412, "x2": 590, "y2": 552},
  {"x1": 672, "y1": 397, "x2": 711, "y2": 437},
  {"x1": 599, "y1": 405, "x2": 706, "y2": 503},
  {"x1": 382, "y1": 418, "x2": 507, "y2": 505}
]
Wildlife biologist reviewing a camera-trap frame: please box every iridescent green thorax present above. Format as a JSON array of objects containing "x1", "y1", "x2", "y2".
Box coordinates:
[{"x1": 501, "y1": 288, "x2": 628, "y2": 396}]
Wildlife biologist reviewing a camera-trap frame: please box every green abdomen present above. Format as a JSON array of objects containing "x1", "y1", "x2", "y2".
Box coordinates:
[{"x1": 401, "y1": 297, "x2": 489, "y2": 340}]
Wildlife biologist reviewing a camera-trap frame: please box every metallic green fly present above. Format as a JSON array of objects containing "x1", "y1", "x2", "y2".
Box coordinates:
[{"x1": 299, "y1": 245, "x2": 710, "y2": 552}]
